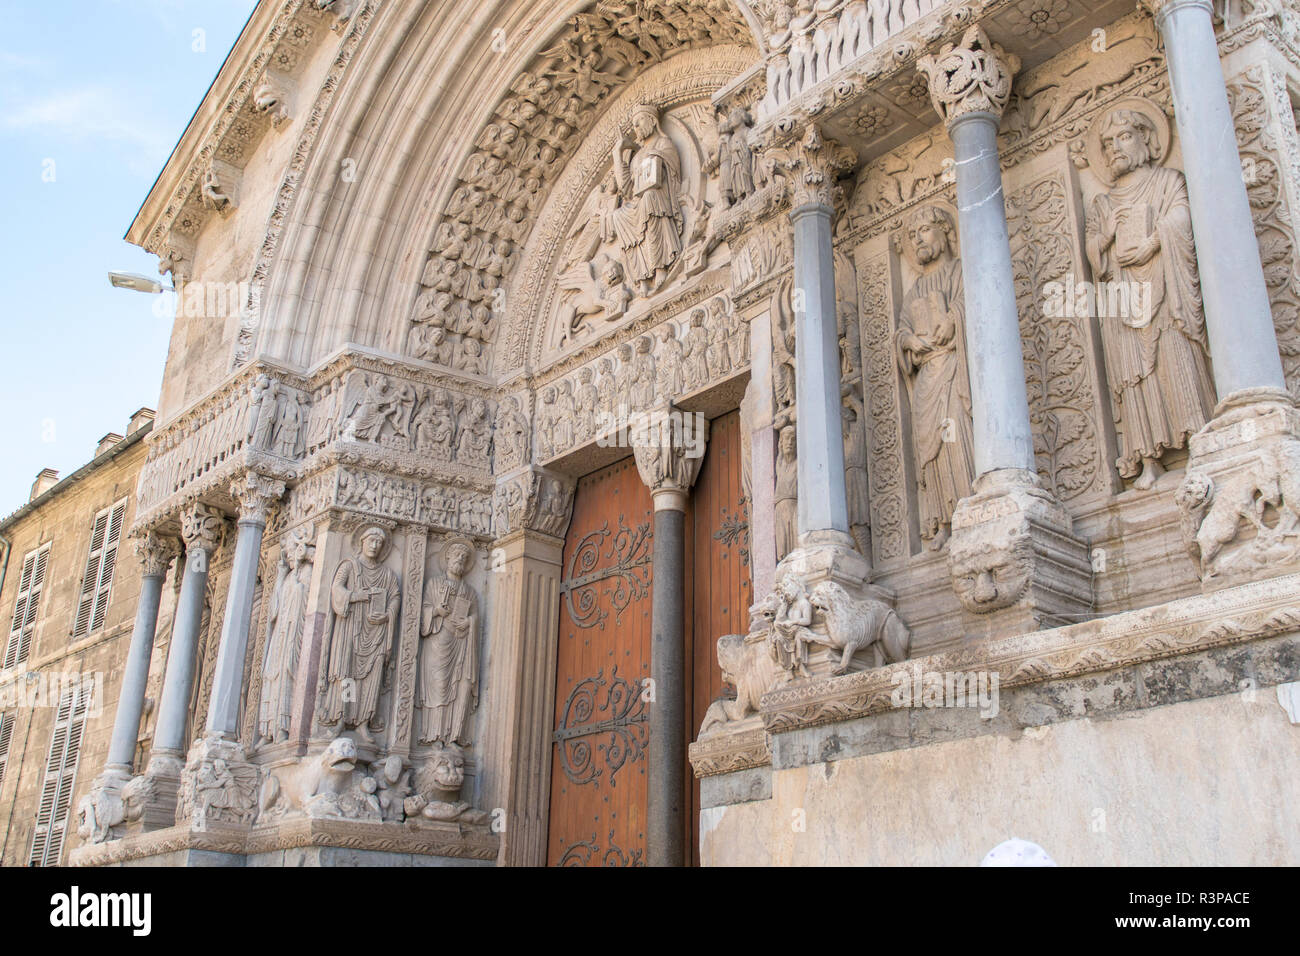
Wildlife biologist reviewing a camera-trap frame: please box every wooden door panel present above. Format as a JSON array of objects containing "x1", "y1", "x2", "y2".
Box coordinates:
[{"x1": 547, "y1": 457, "x2": 653, "y2": 866}]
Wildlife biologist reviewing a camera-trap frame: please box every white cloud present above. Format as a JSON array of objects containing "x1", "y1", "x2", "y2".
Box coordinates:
[{"x1": 1, "y1": 85, "x2": 171, "y2": 157}]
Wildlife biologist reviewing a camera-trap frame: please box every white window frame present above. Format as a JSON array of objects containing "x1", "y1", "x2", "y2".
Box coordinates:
[
  {"x1": 72, "y1": 499, "x2": 127, "y2": 639},
  {"x1": 4, "y1": 542, "x2": 51, "y2": 670}
]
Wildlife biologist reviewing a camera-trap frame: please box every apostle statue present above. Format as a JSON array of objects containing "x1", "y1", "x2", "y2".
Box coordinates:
[
  {"x1": 611, "y1": 104, "x2": 684, "y2": 296},
  {"x1": 1085, "y1": 105, "x2": 1216, "y2": 490},
  {"x1": 895, "y1": 204, "x2": 974, "y2": 551},
  {"x1": 258, "y1": 524, "x2": 314, "y2": 746},
  {"x1": 775, "y1": 425, "x2": 799, "y2": 561},
  {"x1": 417, "y1": 540, "x2": 480, "y2": 747},
  {"x1": 318, "y1": 525, "x2": 401, "y2": 742},
  {"x1": 715, "y1": 106, "x2": 755, "y2": 208}
]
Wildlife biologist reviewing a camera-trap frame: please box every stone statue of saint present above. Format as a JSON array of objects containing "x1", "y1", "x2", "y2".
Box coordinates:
[
  {"x1": 258, "y1": 524, "x2": 314, "y2": 746},
  {"x1": 716, "y1": 106, "x2": 755, "y2": 208},
  {"x1": 842, "y1": 393, "x2": 871, "y2": 558},
  {"x1": 318, "y1": 525, "x2": 401, "y2": 742},
  {"x1": 417, "y1": 540, "x2": 479, "y2": 747},
  {"x1": 611, "y1": 104, "x2": 683, "y2": 295},
  {"x1": 895, "y1": 205, "x2": 974, "y2": 551},
  {"x1": 775, "y1": 425, "x2": 798, "y2": 561},
  {"x1": 1085, "y1": 106, "x2": 1216, "y2": 490}
]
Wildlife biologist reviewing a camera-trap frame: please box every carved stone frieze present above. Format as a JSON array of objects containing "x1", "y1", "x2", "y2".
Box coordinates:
[{"x1": 493, "y1": 467, "x2": 576, "y2": 539}]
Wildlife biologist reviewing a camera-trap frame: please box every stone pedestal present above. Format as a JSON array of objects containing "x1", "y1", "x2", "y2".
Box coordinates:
[
  {"x1": 948, "y1": 469, "x2": 1093, "y2": 638},
  {"x1": 1177, "y1": 389, "x2": 1300, "y2": 591}
]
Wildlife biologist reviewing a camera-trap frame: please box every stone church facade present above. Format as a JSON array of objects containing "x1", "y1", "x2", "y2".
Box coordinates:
[{"x1": 48, "y1": 0, "x2": 1300, "y2": 866}]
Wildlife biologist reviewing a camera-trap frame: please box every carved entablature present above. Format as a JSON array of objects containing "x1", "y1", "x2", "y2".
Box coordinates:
[{"x1": 531, "y1": 292, "x2": 749, "y2": 464}]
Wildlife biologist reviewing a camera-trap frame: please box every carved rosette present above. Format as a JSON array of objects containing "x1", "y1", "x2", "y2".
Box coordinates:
[
  {"x1": 916, "y1": 25, "x2": 1021, "y2": 126},
  {"x1": 180, "y1": 503, "x2": 226, "y2": 555},
  {"x1": 135, "y1": 531, "x2": 180, "y2": 578},
  {"x1": 230, "y1": 470, "x2": 287, "y2": 525},
  {"x1": 631, "y1": 407, "x2": 710, "y2": 512},
  {"x1": 947, "y1": 469, "x2": 1092, "y2": 635},
  {"x1": 785, "y1": 124, "x2": 857, "y2": 209}
]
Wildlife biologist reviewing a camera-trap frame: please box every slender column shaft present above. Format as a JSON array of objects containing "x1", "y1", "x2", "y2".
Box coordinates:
[
  {"x1": 1151, "y1": 0, "x2": 1286, "y2": 395},
  {"x1": 791, "y1": 202, "x2": 850, "y2": 536},
  {"x1": 949, "y1": 112, "x2": 1038, "y2": 477},
  {"x1": 154, "y1": 546, "x2": 210, "y2": 755},
  {"x1": 205, "y1": 517, "x2": 265, "y2": 739},
  {"x1": 647, "y1": 501, "x2": 686, "y2": 868},
  {"x1": 105, "y1": 569, "x2": 166, "y2": 771}
]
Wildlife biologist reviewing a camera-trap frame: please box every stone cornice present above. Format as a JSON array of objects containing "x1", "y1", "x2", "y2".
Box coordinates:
[{"x1": 759, "y1": 571, "x2": 1300, "y2": 735}]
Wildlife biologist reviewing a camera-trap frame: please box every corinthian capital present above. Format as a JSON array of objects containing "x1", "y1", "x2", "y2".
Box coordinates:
[
  {"x1": 1137, "y1": 0, "x2": 1214, "y2": 23},
  {"x1": 135, "y1": 531, "x2": 180, "y2": 577},
  {"x1": 180, "y1": 503, "x2": 225, "y2": 553},
  {"x1": 632, "y1": 407, "x2": 710, "y2": 511},
  {"x1": 917, "y1": 25, "x2": 1021, "y2": 126},
  {"x1": 787, "y1": 125, "x2": 857, "y2": 209},
  {"x1": 229, "y1": 470, "x2": 286, "y2": 525}
]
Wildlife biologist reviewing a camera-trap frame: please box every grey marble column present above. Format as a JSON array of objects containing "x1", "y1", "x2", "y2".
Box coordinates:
[
  {"x1": 206, "y1": 472, "x2": 284, "y2": 740},
  {"x1": 104, "y1": 533, "x2": 177, "y2": 773},
  {"x1": 151, "y1": 504, "x2": 224, "y2": 761},
  {"x1": 948, "y1": 110, "x2": 1038, "y2": 477},
  {"x1": 1143, "y1": 0, "x2": 1286, "y2": 396},
  {"x1": 791, "y1": 201, "x2": 851, "y2": 538},
  {"x1": 634, "y1": 408, "x2": 708, "y2": 868}
]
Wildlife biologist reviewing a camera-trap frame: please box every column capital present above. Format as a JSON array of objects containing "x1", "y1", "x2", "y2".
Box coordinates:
[
  {"x1": 917, "y1": 24, "x2": 1021, "y2": 127},
  {"x1": 179, "y1": 502, "x2": 225, "y2": 553},
  {"x1": 229, "y1": 470, "x2": 286, "y2": 525},
  {"x1": 632, "y1": 406, "x2": 710, "y2": 512},
  {"x1": 786, "y1": 124, "x2": 857, "y2": 210},
  {"x1": 493, "y1": 467, "x2": 575, "y2": 539},
  {"x1": 134, "y1": 531, "x2": 180, "y2": 577},
  {"x1": 1138, "y1": 0, "x2": 1214, "y2": 24}
]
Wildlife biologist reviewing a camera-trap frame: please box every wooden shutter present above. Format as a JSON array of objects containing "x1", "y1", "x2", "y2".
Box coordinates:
[
  {"x1": 28, "y1": 683, "x2": 91, "y2": 866},
  {"x1": 74, "y1": 500, "x2": 126, "y2": 638},
  {"x1": 4, "y1": 544, "x2": 50, "y2": 669},
  {"x1": 0, "y1": 712, "x2": 12, "y2": 790}
]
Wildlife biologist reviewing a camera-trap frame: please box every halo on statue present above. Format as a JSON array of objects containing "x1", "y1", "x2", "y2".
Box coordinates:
[
  {"x1": 891, "y1": 200, "x2": 961, "y2": 273},
  {"x1": 351, "y1": 522, "x2": 395, "y2": 563},
  {"x1": 437, "y1": 535, "x2": 478, "y2": 574},
  {"x1": 1084, "y1": 97, "x2": 1173, "y2": 187}
]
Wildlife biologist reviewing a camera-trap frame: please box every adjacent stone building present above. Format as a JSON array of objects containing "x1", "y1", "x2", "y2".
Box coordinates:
[
  {"x1": 26, "y1": 0, "x2": 1300, "y2": 866},
  {"x1": 0, "y1": 410, "x2": 166, "y2": 866}
]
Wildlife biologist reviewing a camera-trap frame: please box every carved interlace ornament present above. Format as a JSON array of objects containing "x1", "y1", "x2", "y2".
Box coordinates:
[{"x1": 916, "y1": 25, "x2": 1021, "y2": 126}]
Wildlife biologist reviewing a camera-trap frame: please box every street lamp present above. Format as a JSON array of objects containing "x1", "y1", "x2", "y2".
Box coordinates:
[{"x1": 108, "y1": 271, "x2": 174, "y2": 294}]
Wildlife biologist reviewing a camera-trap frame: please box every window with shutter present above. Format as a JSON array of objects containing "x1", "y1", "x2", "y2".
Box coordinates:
[
  {"x1": 4, "y1": 543, "x2": 51, "y2": 670},
  {"x1": 74, "y1": 500, "x2": 127, "y2": 639},
  {"x1": 28, "y1": 683, "x2": 92, "y2": 866},
  {"x1": 0, "y1": 712, "x2": 12, "y2": 791}
]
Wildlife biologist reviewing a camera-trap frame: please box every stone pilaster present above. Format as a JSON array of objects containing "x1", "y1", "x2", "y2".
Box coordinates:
[
  {"x1": 918, "y1": 26, "x2": 1092, "y2": 635},
  {"x1": 632, "y1": 407, "x2": 708, "y2": 868}
]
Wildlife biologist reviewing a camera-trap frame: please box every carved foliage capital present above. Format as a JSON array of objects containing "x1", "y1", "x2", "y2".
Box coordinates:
[
  {"x1": 135, "y1": 531, "x2": 180, "y2": 578},
  {"x1": 917, "y1": 25, "x2": 1021, "y2": 127},
  {"x1": 786, "y1": 124, "x2": 857, "y2": 209},
  {"x1": 180, "y1": 503, "x2": 225, "y2": 554},
  {"x1": 1137, "y1": 0, "x2": 1215, "y2": 24},
  {"x1": 230, "y1": 470, "x2": 287, "y2": 525},
  {"x1": 631, "y1": 407, "x2": 710, "y2": 506}
]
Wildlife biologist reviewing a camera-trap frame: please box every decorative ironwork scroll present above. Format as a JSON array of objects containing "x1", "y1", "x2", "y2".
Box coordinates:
[
  {"x1": 553, "y1": 666, "x2": 648, "y2": 788},
  {"x1": 560, "y1": 518, "x2": 652, "y2": 630}
]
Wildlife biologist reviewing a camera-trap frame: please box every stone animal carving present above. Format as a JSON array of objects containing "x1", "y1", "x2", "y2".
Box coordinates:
[
  {"x1": 402, "y1": 743, "x2": 489, "y2": 824},
  {"x1": 699, "y1": 626, "x2": 782, "y2": 735},
  {"x1": 806, "y1": 581, "x2": 911, "y2": 675},
  {"x1": 260, "y1": 736, "x2": 372, "y2": 819}
]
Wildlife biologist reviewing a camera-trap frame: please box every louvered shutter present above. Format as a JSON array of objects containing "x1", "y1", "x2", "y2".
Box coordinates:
[
  {"x1": 73, "y1": 510, "x2": 109, "y2": 639},
  {"x1": 28, "y1": 683, "x2": 91, "y2": 866},
  {"x1": 0, "y1": 712, "x2": 13, "y2": 790},
  {"x1": 90, "y1": 502, "x2": 126, "y2": 633},
  {"x1": 4, "y1": 544, "x2": 49, "y2": 669}
]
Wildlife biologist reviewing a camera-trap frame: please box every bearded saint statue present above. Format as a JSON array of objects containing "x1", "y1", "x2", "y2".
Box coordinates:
[{"x1": 611, "y1": 104, "x2": 684, "y2": 296}]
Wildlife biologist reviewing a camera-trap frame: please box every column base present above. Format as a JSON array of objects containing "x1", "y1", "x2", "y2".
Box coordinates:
[
  {"x1": 1176, "y1": 387, "x2": 1300, "y2": 591},
  {"x1": 177, "y1": 734, "x2": 261, "y2": 830},
  {"x1": 948, "y1": 469, "x2": 1093, "y2": 638},
  {"x1": 74, "y1": 766, "x2": 134, "y2": 845},
  {"x1": 128, "y1": 750, "x2": 186, "y2": 832},
  {"x1": 763, "y1": 534, "x2": 911, "y2": 680}
]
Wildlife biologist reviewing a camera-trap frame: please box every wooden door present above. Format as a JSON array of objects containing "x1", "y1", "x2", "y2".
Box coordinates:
[
  {"x1": 547, "y1": 457, "x2": 654, "y2": 866},
  {"x1": 685, "y1": 409, "x2": 751, "y2": 866},
  {"x1": 545, "y1": 411, "x2": 751, "y2": 867}
]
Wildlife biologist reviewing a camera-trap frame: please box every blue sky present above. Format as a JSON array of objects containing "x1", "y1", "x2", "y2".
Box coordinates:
[{"x1": 0, "y1": 0, "x2": 257, "y2": 516}]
